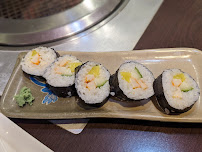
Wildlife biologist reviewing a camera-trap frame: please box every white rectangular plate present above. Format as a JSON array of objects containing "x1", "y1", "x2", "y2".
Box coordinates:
[{"x1": 0, "y1": 113, "x2": 52, "y2": 152}]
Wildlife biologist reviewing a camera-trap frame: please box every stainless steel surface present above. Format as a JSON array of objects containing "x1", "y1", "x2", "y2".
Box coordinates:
[
  {"x1": 53, "y1": 0, "x2": 164, "y2": 52},
  {"x1": 0, "y1": 0, "x2": 82, "y2": 19},
  {"x1": 0, "y1": 0, "x2": 163, "y2": 95},
  {"x1": 0, "y1": 51, "x2": 23, "y2": 95},
  {"x1": 0, "y1": 0, "x2": 122, "y2": 45}
]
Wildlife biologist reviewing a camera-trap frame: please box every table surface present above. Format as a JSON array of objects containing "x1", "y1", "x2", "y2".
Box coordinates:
[{"x1": 10, "y1": 0, "x2": 202, "y2": 151}]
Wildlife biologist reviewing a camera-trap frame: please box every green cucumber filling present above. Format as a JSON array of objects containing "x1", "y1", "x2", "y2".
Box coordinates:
[
  {"x1": 95, "y1": 76, "x2": 108, "y2": 88},
  {"x1": 171, "y1": 73, "x2": 194, "y2": 99},
  {"x1": 61, "y1": 74, "x2": 72, "y2": 76},
  {"x1": 85, "y1": 66, "x2": 108, "y2": 90},
  {"x1": 96, "y1": 80, "x2": 108, "y2": 88},
  {"x1": 181, "y1": 88, "x2": 193, "y2": 92},
  {"x1": 180, "y1": 81, "x2": 193, "y2": 92},
  {"x1": 134, "y1": 67, "x2": 143, "y2": 79}
]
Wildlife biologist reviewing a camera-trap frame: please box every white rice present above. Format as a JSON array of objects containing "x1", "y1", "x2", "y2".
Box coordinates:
[
  {"x1": 162, "y1": 69, "x2": 200, "y2": 110},
  {"x1": 118, "y1": 61, "x2": 155, "y2": 100},
  {"x1": 21, "y1": 47, "x2": 57, "y2": 76},
  {"x1": 75, "y1": 62, "x2": 110, "y2": 104},
  {"x1": 43, "y1": 55, "x2": 81, "y2": 87}
]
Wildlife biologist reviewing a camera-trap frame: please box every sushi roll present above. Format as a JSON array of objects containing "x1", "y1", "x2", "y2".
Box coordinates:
[
  {"x1": 21, "y1": 47, "x2": 58, "y2": 76},
  {"x1": 43, "y1": 55, "x2": 82, "y2": 97},
  {"x1": 153, "y1": 69, "x2": 200, "y2": 114},
  {"x1": 110, "y1": 61, "x2": 155, "y2": 101},
  {"x1": 75, "y1": 61, "x2": 110, "y2": 105}
]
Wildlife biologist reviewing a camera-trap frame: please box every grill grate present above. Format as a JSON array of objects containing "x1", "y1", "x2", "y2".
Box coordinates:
[{"x1": 0, "y1": 0, "x2": 83, "y2": 19}]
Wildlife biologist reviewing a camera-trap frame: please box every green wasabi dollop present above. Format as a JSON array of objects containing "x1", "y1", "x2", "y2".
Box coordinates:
[{"x1": 14, "y1": 87, "x2": 35, "y2": 107}]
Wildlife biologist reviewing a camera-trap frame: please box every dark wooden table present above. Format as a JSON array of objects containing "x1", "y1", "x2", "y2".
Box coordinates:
[{"x1": 12, "y1": 0, "x2": 202, "y2": 151}]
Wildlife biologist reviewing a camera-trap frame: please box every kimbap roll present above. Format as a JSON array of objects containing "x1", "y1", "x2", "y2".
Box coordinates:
[
  {"x1": 153, "y1": 69, "x2": 200, "y2": 114},
  {"x1": 43, "y1": 55, "x2": 82, "y2": 97},
  {"x1": 110, "y1": 61, "x2": 155, "y2": 101},
  {"x1": 21, "y1": 47, "x2": 58, "y2": 76},
  {"x1": 75, "y1": 61, "x2": 110, "y2": 104}
]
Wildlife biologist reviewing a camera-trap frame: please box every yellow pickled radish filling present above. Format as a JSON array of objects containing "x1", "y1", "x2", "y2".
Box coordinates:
[
  {"x1": 120, "y1": 70, "x2": 147, "y2": 90},
  {"x1": 69, "y1": 62, "x2": 82, "y2": 72},
  {"x1": 31, "y1": 50, "x2": 38, "y2": 56},
  {"x1": 88, "y1": 65, "x2": 100, "y2": 77},
  {"x1": 85, "y1": 65, "x2": 107, "y2": 90},
  {"x1": 172, "y1": 73, "x2": 193, "y2": 99},
  {"x1": 173, "y1": 73, "x2": 186, "y2": 82},
  {"x1": 55, "y1": 59, "x2": 81, "y2": 76},
  {"x1": 120, "y1": 72, "x2": 131, "y2": 83}
]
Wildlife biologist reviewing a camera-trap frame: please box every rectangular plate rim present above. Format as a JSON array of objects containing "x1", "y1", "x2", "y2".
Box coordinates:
[{"x1": 1, "y1": 47, "x2": 202, "y2": 123}]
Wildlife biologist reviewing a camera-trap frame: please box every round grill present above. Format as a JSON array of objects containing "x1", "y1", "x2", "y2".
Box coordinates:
[
  {"x1": 0, "y1": 0, "x2": 83, "y2": 19},
  {"x1": 0, "y1": 0, "x2": 125, "y2": 46}
]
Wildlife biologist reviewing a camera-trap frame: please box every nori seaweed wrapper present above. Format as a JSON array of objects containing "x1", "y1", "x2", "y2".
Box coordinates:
[
  {"x1": 76, "y1": 96, "x2": 109, "y2": 109},
  {"x1": 153, "y1": 74, "x2": 194, "y2": 115},
  {"x1": 51, "y1": 48, "x2": 60, "y2": 58},
  {"x1": 109, "y1": 71, "x2": 134, "y2": 101},
  {"x1": 110, "y1": 61, "x2": 155, "y2": 102},
  {"x1": 47, "y1": 84, "x2": 76, "y2": 98},
  {"x1": 75, "y1": 61, "x2": 109, "y2": 106}
]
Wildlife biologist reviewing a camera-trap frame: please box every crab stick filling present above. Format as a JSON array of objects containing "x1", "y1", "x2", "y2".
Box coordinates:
[
  {"x1": 85, "y1": 66, "x2": 107, "y2": 90},
  {"x1": 54, "y1": 59, "x2": 82, "y2": 76},
  {"x1": 171, "y1": 73, "x2": 193, "y2": 99},
  {"x1": 30, "y1": 50, "x2": 41, "y2": 65},
  {"x1": 120, "y1": 67, "x2": 148, "y2": 90}
]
